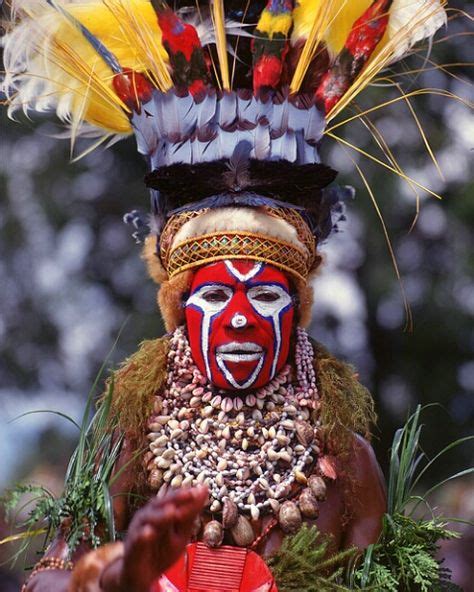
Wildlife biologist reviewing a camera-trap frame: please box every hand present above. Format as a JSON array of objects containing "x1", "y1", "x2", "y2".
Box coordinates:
[
  {"x1": 101, "y1": 486, "x2": 208, "y2": 592},
  {"x1": 23, "y1": 570, "x2": 71, "y2": 592}
]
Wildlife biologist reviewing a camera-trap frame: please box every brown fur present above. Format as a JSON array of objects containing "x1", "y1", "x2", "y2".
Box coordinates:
[
  {"x1": 68, "y1": 542, "x2": 123, "y2": 592},
  {"x1": 157, "y1": 271, "x2": 194, "y2": 332},
  {"x1": 141, "y1": 235, "x2": 167, "y2": 284}
]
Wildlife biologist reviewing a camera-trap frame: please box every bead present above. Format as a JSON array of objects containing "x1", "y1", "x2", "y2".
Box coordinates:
[
  {"x1": 231, "y1": 515, "x2": 255, "y2": 547},
  {"x1": 308, "y1": 475, "x2": 327, "y2": 501},
  {"x1": 203, "y1": 520, "x2": 224, "y2": 548},
  {"x1": 278, "y1": 501, "x2": 302, "y2": 534},
  {"x1": 145, "y1": 325, "x2": 323, "y2": 530},
  {"x1": 298, "y1": 488, "x2": 319, "y2": 519},
  {"x1": 222, "y1": 498, "x2": 239, "y2": 528}
]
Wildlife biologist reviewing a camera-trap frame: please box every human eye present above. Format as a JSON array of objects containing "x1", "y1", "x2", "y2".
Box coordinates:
[
  {"x1": 247, "y1": 285, "x2": 292, "y2": 315},
  {"x1": 200, "y1": 286, "x2": 232, "y2": 304},
  {"x1": 252, "y1": 289, "x2": 281, "y2": 302}
]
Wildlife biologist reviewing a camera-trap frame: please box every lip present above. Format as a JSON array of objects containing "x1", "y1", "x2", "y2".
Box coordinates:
[
  {"x1": 216, "y1": 342, "x2": 264, "y2": 363},
  {"x1": 217, "y1": 342, "x2": 263, "y2": 354}
]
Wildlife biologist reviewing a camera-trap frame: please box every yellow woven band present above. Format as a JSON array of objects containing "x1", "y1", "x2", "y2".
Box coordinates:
[{"x1": 166, "y1": 231, "x2": 310, "y2": 282}]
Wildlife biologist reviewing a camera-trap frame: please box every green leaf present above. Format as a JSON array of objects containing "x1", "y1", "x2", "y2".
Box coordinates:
[{"x1": 9, "y1": 409, "x2": 81, "y2": 431}]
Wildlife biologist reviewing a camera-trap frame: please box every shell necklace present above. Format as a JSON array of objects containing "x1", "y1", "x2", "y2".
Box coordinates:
[{"x1": 146, "y1": 326, "x2": 329, "y2": 547}]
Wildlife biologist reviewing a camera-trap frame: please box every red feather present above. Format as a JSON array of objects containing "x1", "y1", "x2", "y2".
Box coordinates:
[
  {"x1": 150, "y1": 0, "x2": 209, "y2": 94},
  {"x1": 315, "y1": 0, "x2": 392, "y2": 114},
  {"x1": 112, "y1": 69, "x2": 153, "y2": 113},
  {"x1": 254, "y1": 52, "x2": 289, "y2": 91}
]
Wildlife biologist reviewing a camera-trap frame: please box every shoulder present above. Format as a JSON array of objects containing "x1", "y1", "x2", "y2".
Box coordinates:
[
  {"x1": 311, "y1": 340, "x2": 377, "y2": 451},
  {"x1": 108, "y1": 335, "x2": 170, "y2": 435},
  {"x1": 348, "y1": 434, "x2": 386, "y2": 489},
  {"x1": 343, "y1": 433, "x2": 387, "y2": 520},
  {"x1": 340, "y1": 434, "x2": 387, "y2": 547}
]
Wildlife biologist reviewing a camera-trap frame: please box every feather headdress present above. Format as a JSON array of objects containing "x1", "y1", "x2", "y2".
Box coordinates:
[{"x1": 3, "y1": 0, "x2": 448, "y2": 283}]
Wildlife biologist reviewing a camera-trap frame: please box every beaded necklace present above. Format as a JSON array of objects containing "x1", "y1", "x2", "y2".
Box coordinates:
[{"x1": 146, "y1": 326, "x2": 328, "y2": 546}]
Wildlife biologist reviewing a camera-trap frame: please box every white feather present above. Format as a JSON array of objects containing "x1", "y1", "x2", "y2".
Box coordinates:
[
  {"x1": 296, "y1": 132, "x2": 319, "y2": 165},
  {"x1": 253, "y1": 121, "x2": 271, "y2": 161},
  {"x1": 196, "y1": 92, "x2": 218, "y2": 129},
  {"x1": 132, "y1": 108, "x2": 159, "y2": 157},
  {"x1": 270, "y1": 131, "x2": 297, "y2": 163},
  {"x1": 388, "y1": 0, "x2": 447, "y2": 61},
  {"x1": 271, "y1": 99, "x2": 290, "y2": 135},
  {"x1": 237, "y1": 94, "x2": 259, "y2": 126}
]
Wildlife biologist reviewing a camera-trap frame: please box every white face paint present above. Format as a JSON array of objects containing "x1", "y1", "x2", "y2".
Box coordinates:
[
  {"x1": 247, "y1": 285, "x2": 292, "y2": 378},
  {"x1": 185, "y1": 260, "x2": 295, "y2": 390},
  {"x1": 224, "y1": 260, "x2": 262, "y2": 282},
  {"x1": 231, "y1": 313, "x2": 248, "y2": 329},
  {"x1": 185, "y1": 284, "x2": 233, "y2": 379},
  {"x1": 216, "y1": 348, "x2": 265, "y2": 389}
]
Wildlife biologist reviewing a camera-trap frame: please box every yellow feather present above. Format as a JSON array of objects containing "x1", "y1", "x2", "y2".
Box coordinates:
[
  {"x1": 291, "y1": 0, "x2": 349, "y2": 92},
  {"x1": 323, "y1": 1, "x2": 372, "y2": 58},
  {"x1": 257, "y1": 11, "x2": 293, "y2": 38},
  {"x1": 291, "y1": 0, "x2": 371, "y2": 59},
  {"x1": 290, "y1": 0, "x2": 446, "y2": 104},
  {"x1": 4, "y1": 1, "x2": 171, "y2": 136},
  {"x1": 211, "y1": 0, "x2": 230, "y2": 90},
  {"x1": 328, "y1": 0, "x2": 447, "y2": 120}
]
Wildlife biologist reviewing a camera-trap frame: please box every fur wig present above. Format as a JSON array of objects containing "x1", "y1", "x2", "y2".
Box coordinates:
[{"x1": 171, "y1": 207, "x2": 309, "y2": 254}]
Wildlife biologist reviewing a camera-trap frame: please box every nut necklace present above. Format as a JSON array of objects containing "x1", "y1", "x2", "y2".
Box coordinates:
[{"x1": 146, "y1": 326, "x2": 330, "y2": 547}]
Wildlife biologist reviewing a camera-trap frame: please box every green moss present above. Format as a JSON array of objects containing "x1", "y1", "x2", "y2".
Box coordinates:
[
  {"x1": 313, "y1": 341, "x2": 377, "y2": 456},
  {"x1": 106, "y1": 336, "x2": 169, "y2": 436}
]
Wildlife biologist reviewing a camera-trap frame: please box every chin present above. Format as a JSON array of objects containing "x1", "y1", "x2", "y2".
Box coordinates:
[{"x1": 210, "y1": 356, "x2": 274, "y2": 391}]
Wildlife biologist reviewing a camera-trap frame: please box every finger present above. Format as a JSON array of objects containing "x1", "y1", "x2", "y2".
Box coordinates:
[
  {"x1": 134, "y1": 502, "x2": 177, "y2": 535},
  {"x1": 170, "y1": 494, "x2": 208, "y2": 533},
  {"x1": 149, "y1": 485, "x2": 208, "y2": 513},
  {"x1": 133, "y1": 486, "x2": 208, "y2": 530},
  {"x1": 151, "y1": 487, "x2": 200, "y2": 509}
]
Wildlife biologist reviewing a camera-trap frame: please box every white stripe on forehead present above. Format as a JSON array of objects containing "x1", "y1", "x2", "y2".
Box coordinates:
[{"x1": 224, "y1": 260, "x2": 263, "y2": 282}]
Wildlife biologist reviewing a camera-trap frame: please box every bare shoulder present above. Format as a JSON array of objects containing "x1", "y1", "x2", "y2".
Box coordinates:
[
  {"x1": 340, "y1": 433, "x2": 387, "y2": 550},
  {"x1": 348, "y1": 433, "x2": 387, "y2": 492}
]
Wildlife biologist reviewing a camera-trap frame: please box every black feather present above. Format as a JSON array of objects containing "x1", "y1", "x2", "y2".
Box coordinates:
[
  {"x1": 145, "y1": 159, "x2": 337, "y2": 207},
  {"x1": 223, "y1": 139, "x2": 252, "y2": 190},
  {"x1": 143, "y1": 148, "x2": 347, "y2": 243},
  {"x1": 168, "y1": 192, "x2": 305, "y2": 215}
]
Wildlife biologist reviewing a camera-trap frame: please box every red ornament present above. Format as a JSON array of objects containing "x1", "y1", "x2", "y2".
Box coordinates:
[
  {"x1": 315, "y1": 0, "x2": 392, "y2": 114},
  {"x1": 253, "y1": 54, "x2": 286, "y2": 93},
  {"x1": 151, "y1": 542, "x2": 278, "y2": 591},
  {"x1": 158, "y1": 10, "x2": 202, "y2": 63}
]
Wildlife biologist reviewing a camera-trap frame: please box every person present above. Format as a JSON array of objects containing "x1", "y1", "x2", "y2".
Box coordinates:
[
  {"x1": 2, "y1": 1, "x2": 448, "y2": 590},
  {"x1": 22, "y1": 240, "x2": 387, "y2": 591}
]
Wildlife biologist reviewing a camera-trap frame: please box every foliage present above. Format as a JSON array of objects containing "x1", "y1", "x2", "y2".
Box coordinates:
[
  {"x1": 349, "y1": 405, "x2": 471, "y2": 591},
  {"x1": 268, "y1": 524, "x2": 355, "y2": 592},
  {"x1": 350, "y1": 514, "x2": 461, "y2": 591},
  {"x1": 2, "y1": 368, "x2": 124, "y2": 562}
]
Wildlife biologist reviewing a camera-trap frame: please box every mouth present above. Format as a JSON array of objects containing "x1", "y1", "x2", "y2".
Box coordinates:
[{"x1": 216, "y1": 342, "x2": 264, "y2": 363}]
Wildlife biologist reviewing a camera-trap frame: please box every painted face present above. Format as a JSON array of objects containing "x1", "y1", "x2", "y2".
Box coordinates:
[{"x1": 185, "y1": 260, "x2": 294, "y2": 390}]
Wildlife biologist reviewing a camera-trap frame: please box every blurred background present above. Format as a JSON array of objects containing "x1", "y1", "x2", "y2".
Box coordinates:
[{"x1": 1, "y1": 1, "x2": 473, "y2": 589}]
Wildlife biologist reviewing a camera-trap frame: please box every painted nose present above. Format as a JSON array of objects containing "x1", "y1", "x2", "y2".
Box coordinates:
[{"x1": 231, "y1": 313, "x2": 248, "y2": 329}]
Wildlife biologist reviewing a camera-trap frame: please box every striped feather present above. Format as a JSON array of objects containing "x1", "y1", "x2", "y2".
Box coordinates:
[{"x1": 2, "y1": 0, "x2": 448, "y2": 154}]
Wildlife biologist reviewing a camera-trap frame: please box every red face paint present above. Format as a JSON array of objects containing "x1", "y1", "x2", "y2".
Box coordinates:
[{"x1": 185, "y1": 260, "x2": 294, "y2": 390}]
